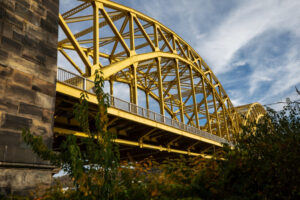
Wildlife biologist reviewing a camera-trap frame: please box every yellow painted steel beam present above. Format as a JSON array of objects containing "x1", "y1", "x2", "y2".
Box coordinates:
[
  {"x1": 112, "y1": 77, "x2": 176, "y2": 118},
  {"x1": 156, "y1": 58, "x2": 165, "y2": 115},
  {"x1": 157, "y1": 27, "x2": 173, "y2": 52},
  {"x1": 183, "y1": 80, "x2": 200, "y2": 105},
  {"x1": 59, "y1": 14, "x2": 93, "y2": 76},
  {"x1": 186, "y1": 81, "x2": 206, "y2": 125},
  {"x1": 175, "y1": 59, "x2": 185, "y2": 123},
  {"x1": 153, "y1": 24, "x2": 159, "y2": 48},
  {"x1": 244, "y1": 103, "x2": 265, "y2": 120},
  {"x1": 54, "y1": 127, "x2": 212, "y2": 158},
  {"x1": 163, "y1": 66, "x2": 189, "y2": 99},
  {"x1": 110, "y1": 17, "x2": 129, "y2": 56},
  {"x1": 58, "y1": 13, "x2": 125, "y2": 46},
  {"x1": 57, "y1": 0, "x2": 267, "y2": 138},
  {"x1": 65, "y1": 11, "x2": 122, "y2": 23},
  {"x1": 62, "y1": 2, "x2": 90, "y2": 19},
  {"x1": 133, "y1": 16, "x2": 156, "y2": 51},
  {"x1": 58, "y1": 49, "x2": 84, "y2": 75},
  {"x1": 212, "y1": 90, "x2": 221, "y2": 137},
  {"x1": 226, "y1": 98, "x2": 238, "y2": 134},
  {"x1": 60, "y1": 44, "x2": 111, "y2": 59},
  {"x1": 222, "y1": 104, "x2": 230, "y2": 140},
  {"x1": 175, "y1": 40, "x2": 188, "y2": 59},
  {"x1": 98, "y1": 52, "x2": 228, "y2": 114},
  {"x1": 93, "y1": 1, "x2": 100, "y2": 67},
  {"x1": 145, "y1": 91, "x2": 150, "y2": 110},
  {"x1": 135, "y1": 69, "x2": 178, "y2": 116},
  {"x1": 129, "y1": 13, "x2": 135, "y2": 52},
  {"x1": 189, "y1": 65, "x2": 199, "y2": 128},
  {"x1": 56, "y1": 82, "x2": 223, "y2": 147},
  {"x1": 139, "y1": 128, "x2": 156, "y2": 147},
  {"x1": 99, "y1": 5, "x2": 131, "y2": 56},
  {"x1": 109, "y1": 79, "x2": 114, "y2": 96},
  {"x1": 112, "y1": 24, "x2": 154, "y2": 57},
  {"x1": 235, "y1": 102, "x2": 266, "y2": 126},
  {"x1": 201, "y1": 77, "x2": 212, "y2": 133},
  {"x1": 132, "y1": 64, "x2": 138, "y2": 105},
  {"x1": 62, "y1": 0, "x2": 232, "y2": 111},
  {"x1": 255, "y1": 114, "x2": 264, "y2": 123}
]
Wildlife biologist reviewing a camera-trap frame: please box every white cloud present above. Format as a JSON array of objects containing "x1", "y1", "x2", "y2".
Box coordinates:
[
  {"x1": 256, "y1": 46, "x2": 300, "y2": 102},
  {"x1": 195, "y1": 0, "x2": 300, "y2": 74}
]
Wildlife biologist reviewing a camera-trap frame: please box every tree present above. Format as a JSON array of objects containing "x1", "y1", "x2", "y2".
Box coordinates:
[
  {"x1": 192, "y1": 101, "x2": 300, "y2": 199},
  {"x1": 22, "y1": 70, "x2": 119, "y2": 200}
]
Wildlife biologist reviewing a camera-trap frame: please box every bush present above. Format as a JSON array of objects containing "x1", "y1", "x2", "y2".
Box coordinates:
[{"x1": 192, "y1": 102, "x2": 300, "y2": 199}]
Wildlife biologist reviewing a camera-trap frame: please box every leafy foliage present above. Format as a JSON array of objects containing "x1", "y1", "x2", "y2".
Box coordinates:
[
  {"x1": 191, "y1": 102, "x2": 300, "y2": 199},
  {"x1": 22, "y1": 70, "x2": 119, "y2": 200},
  {"x1": 115, "y1": 102, "x2": 300, "y2": 200},
  {"x1": 21, "y1": 70, "x2": 300, "y2": 200}
]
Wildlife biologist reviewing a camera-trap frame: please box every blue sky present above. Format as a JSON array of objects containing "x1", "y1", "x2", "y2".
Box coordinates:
[{"x1": 59, "y1": 0, "x2": 300, "y2": 109}]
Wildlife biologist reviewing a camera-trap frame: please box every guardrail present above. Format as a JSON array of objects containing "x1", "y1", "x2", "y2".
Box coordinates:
[{"x1": 57, "y1": 67, "x2": 230, "y2": 145}]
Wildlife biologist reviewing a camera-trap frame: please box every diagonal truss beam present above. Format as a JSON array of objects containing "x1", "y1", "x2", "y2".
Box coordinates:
[{"x1": 58, "y1": 14, "x2": 93, "y2": 76}]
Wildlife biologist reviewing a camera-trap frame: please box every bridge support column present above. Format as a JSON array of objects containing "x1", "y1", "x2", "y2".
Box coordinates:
[{"x1": 0, "y1": 0, "x2": 59, "y2": 196}]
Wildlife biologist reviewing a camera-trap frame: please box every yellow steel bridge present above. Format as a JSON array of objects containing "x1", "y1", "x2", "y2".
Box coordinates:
[{"x1": 54, "y1": 0, "x2": 265, "y2": 160}]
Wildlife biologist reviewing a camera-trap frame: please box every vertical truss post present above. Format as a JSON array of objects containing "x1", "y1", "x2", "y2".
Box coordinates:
[
  {"x1": 146, "y1": 91, "x2": 149, "y2": 110},
  {"x1": 129, "y1": 13, "x2": 135, "y2": 52},
  {"x1": 189, "y1": 65, "x2": 199, "y2": 128},
  {"x1": 222, "y1": 105, "x2": 229, "y2": 140},
  {"x1": 154, "y1": 24, "x2": 159, "y2": 48},
  {"x1": 109, "y1": 79, "x2": 114, "y2": 96},
  {"x1": 226, "y1": 98, "x2": 233, "y2": 134},
  {"x1": 156, "y1": 57, "x2": 164, "y2": 115},
  {"x1": 175, "y1": 59, "x2": 184, "y2": 123},
  {"x1": 201, "y1": 77, "x2": 211, "y2": 133},
  {"x1": 92, "y1": 1, "x2": 99, "y2": 70},
  {"x1": 131, "y1": 63, "x2": 138, "y2": 105},
  {"x1": 109, "y1": 79, "x2": 114, "y2": 105},
  {"x1": 130, "y1": 83, "x2": 133, "y2": 103},
  {"x1": 172, "y1": 35, "x2": 177, "y2": 54},
  {"x1": 83, "y1": 77, "x2": 86, "y2": 90},
  {"x1": 212, "y1": 90, "x2": 221, "y2": 137}
]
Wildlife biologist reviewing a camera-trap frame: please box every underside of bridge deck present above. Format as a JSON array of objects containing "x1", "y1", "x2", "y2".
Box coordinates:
[{"x1": 54, "y1": 92, "x2": 221, "y2": 160}]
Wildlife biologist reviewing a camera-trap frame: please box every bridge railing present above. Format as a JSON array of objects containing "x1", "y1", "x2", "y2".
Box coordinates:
[{"x1": 57, "y1": 68, "x2": 230, "y2": 145}]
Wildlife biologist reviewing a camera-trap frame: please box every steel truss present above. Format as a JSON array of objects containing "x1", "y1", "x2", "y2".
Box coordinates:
[{"x1": 57, "y1": 0, "x2": 265, "y2": 143}]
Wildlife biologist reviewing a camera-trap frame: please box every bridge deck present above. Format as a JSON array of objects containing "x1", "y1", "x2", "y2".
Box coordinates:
[{"x1": 54, "y1": 68, "x2": 231, "y2": 159}]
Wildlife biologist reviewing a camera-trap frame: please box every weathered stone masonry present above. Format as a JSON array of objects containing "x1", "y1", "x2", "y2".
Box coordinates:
[{"x1": 0, "y1": 0, "x2": 59, "y2": 195}]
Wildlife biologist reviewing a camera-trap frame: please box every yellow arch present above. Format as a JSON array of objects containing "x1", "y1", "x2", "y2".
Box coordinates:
[
  {"x1": 235, "y1": 103, "x2": 266, "y2": 126},
  {"x1": 57, "y1": 0, "x2": 264, "y2": 141},
  {"x1": 256, "y1": 114, "x2": 265, "y2": 123}
]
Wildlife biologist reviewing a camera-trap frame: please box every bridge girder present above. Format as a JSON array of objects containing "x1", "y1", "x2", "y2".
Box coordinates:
[{"x1": 57, "y1": 0, "x2": 264, "y2": 146}]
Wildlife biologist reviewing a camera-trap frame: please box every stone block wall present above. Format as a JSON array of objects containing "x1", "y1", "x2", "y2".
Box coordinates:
[{"x1": 0, "y1": 0, "x2": 59, "y2": 195}]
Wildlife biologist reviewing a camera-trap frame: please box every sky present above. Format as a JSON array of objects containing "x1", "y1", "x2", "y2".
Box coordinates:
[{"x1": 59, "y1": 0, "x2": 300, "y2": 110}]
